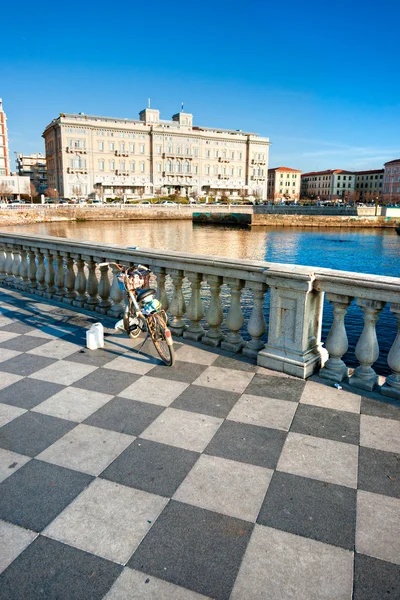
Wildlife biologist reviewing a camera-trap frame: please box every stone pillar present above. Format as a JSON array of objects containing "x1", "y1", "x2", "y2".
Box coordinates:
[
  {"x1": 319, "y1": 293, "x2": 353, "y2": 382},
  {"x1": 36, "y1": 250, "x2": 46, "y2": 295},
  {"x1": 349, "y1": 299, "x2": 385, "y2": 391},
  {"x1": 11, "y1": 246, "x2": 21, "y2": 287},
  {"x1": 169, "y1": 269, "x2": 187, "y2": 336},
  {"x1": 258, "y1": 273, "x2": 327, "y2": 378},
  {"x1": 72, "y1": 256, "x2": 87, "y2": 307},
  {"x1": 42, "y1": 249, "x2": 55, "y2": 298},
  {"x1": 19, "y1": 247, "x2": 29, "y2": 289},
  {"x1": 84, "y1": 257, "x2": 99, "y2": 308},
  {"x1": 381, "y1": 303, "x2": 400, "y2": 400},
  {"x1": 154, "y1": 266, "x2": 169, "y2": 312},
  {"x1": 0, "y1": 245, "x2": 7, "y2": 281},
  {"x1": 97, "y1": 262, "x2": 112, "y2": 313},
  {"x1": 243, "y1": 282, "x2": 267, "y2": 359},
  {"x1": 108, "y1": 263, "x2": 125, "y2": 318},
  {"x1": 27, "y1": 249, "x2": 38, "y2": 291},
  {"x1": 221, "y1": 278, "x2": 246, "y2": 352},
  {"x1": 62, "y1": 253, "x2": 76, "y2": 303},
  {"x1": 4, "y1": 246, "x2": 14, "y2": 283},
  {"x1": 203, "y1": 275, "x2": 224, "y2": 347},
  {"x1": 53, "y1": 251, "x2": 66, "y2": 298},
  {"x1": 183, "y1": 271, "x2": 205, "y2": 341}
]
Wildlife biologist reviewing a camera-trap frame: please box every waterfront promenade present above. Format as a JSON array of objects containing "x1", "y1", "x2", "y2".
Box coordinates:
[{"x1": 0, "y1": 287, "x2": 399, "y2": 599}]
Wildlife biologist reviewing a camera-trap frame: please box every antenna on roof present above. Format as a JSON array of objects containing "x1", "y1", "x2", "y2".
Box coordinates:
[
  {"x1": 148, "y1": 98, "x2": 151, "y2": 108},
  {"x1": 181, "y1": 102, "x2": 184, "y2": 112}
]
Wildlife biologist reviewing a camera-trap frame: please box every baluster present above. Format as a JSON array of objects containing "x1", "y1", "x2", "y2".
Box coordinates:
[
  {"x1": 36, "y1": 250, "x2": 46, "y2": 294},
  {"x1": 203, "y1": 275, "x2": 224, "y2": 347},
  {"x1": 42, "y1": 249, "x2": 55, "y2": 298},
  {"x1": 97, "y1": 261, "x2": 112, "y2": 313},
  {"x1": 183, "y1": 271, "x2": 204, "y2": 341},
  {"x1": 0, "y1": 244, "x2": 6, "y2": 281},
  {"x1": 27, "y1": 249, "x2": 38, "y2": 291},
  {"x1": 62, "y1": 254, "x2": 76, "y2": 303},
  {"x1": 18, "y1": 247, "x2": 29, "y2": 289},
  {"x1": 243, "y1": 282, "x2": 268, "y2": 359},
  {"x1": 154, "y1": 266, "x2": 169, "y2": 311},
  {"x1": 53, "y1": 251, "x2": 66, "y2": 298},
  {"x1": 319, "y1": 294, "x2": 352, "y2": 382},
  {"x1": 72, "y1": 255, "x2": 87, "y2": 306},
  {"x1": 221, "y1": 278, "x2": 246, "y2": 352},
  {"x1": 85, "y1": 257, "x2": 99, "y2": 308},
  {"x1": 4, "y1": 246, "x2": 14, "y2": 283},
  {"x1": 168, "y1": 269, "x2": 187, "y2": 336},
  {"x1": 108, "y1": 263, "x2": 124, "y2": 318},
  {"x1": 381, "y1": 303, "x2": 400, "y2": 400},
  {"x1": 11, "y1": 246, "x2": 21, "y2": 287},
  {"x1": 349, "y1": 299, "x2": 385, "y2": 391}
]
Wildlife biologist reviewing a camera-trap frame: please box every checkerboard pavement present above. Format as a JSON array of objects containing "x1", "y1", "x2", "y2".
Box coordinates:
[{"x1": 0, "y1": 287, "x2": 399, "y2": 599}]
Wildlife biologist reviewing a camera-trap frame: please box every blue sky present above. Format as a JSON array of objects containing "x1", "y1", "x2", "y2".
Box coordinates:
[{"x1": 1, "y1": 0, "x2": 399, "y2": 172}]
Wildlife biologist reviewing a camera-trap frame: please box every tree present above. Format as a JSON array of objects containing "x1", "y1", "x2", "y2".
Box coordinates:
[
  {"x1": 189, "y1": 189, "x2": 199, "y2": 203},
  {"x1": 29, "y1": 183, "x2": 39, "y2": 203},
  {"x1": 45, "y1": 187, "x2": 58, "y2": 199},
  {"x1": 0, "y1": 182, "x2": 13, "y2": 202},
  {"x1": 71, "y1": 186, "x2": 83, "y2": 199},
  {"x1": 114, "y1": 188, "x2": 124, "y2": 202},
  {"x1": 239, "y1": 187, "x2": 248, "y2": 202},
  {"x1": 137, "y1": 187, "x2": 145, "y2": 200}
]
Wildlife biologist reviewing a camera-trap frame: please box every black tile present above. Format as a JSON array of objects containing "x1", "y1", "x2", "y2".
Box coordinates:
[
  {"x1": 257, "y1": 471, "x2": 356, "y2": 549},
  {"x1": 0, "y1": 322, "x2": 36, "y2": 334},
  {"x1": 0, "y1": 334, "x2": 50, "y2": 352},
  {"x1": 0, "y1": 378, "x2": 65, "y2": 409},
  {"x1": 0, "y1": 460, "x2": 93, "y2": 531},
  {"x1": 358, "y1": 446, "x2": 400, "y2": 499},
  {"x1": 354, "y1": 553, "x2": 400, "y2": 600},
  {"x1": 101, "y1": 439, "x2": 199, "y2": 497},
  {"x1": 148, "y1": 361, "x2": 208, "y2": 384},
  {"x1": 361, "y1": 396, "x2": 400, "y2": 421},
  {"x1": 244, "y1": 374, "x2": 305, "y2": 402},
  {"x1": 66, "y1": 348, "x2": 120, "y2": 367},
  {"x1": 0, "y1": 536, "x2": 122, "y2": 600},
  {"x1": 85, "y1": 398, "x2": 164, "y2": 436},
  {"x1": 128, "y1": 500, "x2": 253, "y2": 600},
  {"x1": 290, "y1": 403, "x2": 360, "y2": 445},
  {"x1": 212, "y1": 355, "x2": 258, "y2": 373},
  {"x1": 0, "y1": 353, "x2": 56, "y2": 376},
  {"x1": 205, "y1": 420, "x2": 286, "y2": 469},
  {"x1": 74, "y1": 368, "x2": 140, "y2": 396},
  {"x1": 171, "y1": 384, "x2": 241, "y2": 418},
  {"x1": 0, "y1": 411, "x2": 76, "y2": 456}
]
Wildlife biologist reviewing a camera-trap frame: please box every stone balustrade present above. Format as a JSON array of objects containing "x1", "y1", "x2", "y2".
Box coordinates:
[{"x1": 0, "y1": 232, "x2": 400, "y2": 399}]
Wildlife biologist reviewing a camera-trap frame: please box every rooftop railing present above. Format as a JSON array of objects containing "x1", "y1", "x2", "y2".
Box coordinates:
[{"x1": 0, "y1": 232, "x2": 399, "y2": 399}]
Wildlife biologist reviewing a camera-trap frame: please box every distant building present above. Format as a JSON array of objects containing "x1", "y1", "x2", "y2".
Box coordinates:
[
  {"x1": 301, "y1": 170, "x2": 356, "y2": 200},
  {"x1": 267, "y1": 166, "x2": 301, "y2": 202},
  {"x1": 0, "y1": 99, "x2": 10, "y2": 176},
  {"x1": 354, "y1": 169, "x2": 384, "y2": 200},
  {"x1": 0, "y1": 175, "x2": 30, "y2": 200},
  {"x1": 16, "y1": 152, "x2": 48, "y2": 193},
  {"x1": 42, "y1": 107, "x2": 270, "y2": 200},
  {"x1": 383, "y1": 159, "x2": 400, "y2": 204}
]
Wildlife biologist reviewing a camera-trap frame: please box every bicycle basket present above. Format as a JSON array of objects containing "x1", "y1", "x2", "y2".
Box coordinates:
[
  {"x1": 132, "y1": 267, "x2": 151, "y2": 290},
  {"x1": 117, "y1": 274, "x2": 126, "y2": 291}
]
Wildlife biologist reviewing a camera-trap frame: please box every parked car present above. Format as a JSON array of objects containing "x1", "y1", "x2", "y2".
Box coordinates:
[
  {"x1": 162, "y1": 201, "x2": 177, "y2": 206},
  {"x1": 140, "y1": 201, "x2": 151, "y2": 205}
]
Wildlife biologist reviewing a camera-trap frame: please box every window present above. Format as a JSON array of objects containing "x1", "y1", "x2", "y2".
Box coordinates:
[
  {"x1": 119, "y1": 142, "x2": 125, "y2": 152},
  {"x1": 130, "y1": 162, "x2": 135, "y2": 172},
  {"x1": 343, "y1": 176, "x2": 347, "y2": 180},
  {"x1": 98, "y1": 141, "x2": 104, "y2": 151},
  {"x1": 166, "y1": 160, "x2": 172, "y2": 173},
  {"x1": 213, "y1": 165, "x2": 218, "y2": 175},
  {"x1": 238, "y1": 152, "x2": 243, "y2": 160},
  {"x1": 157, "y1": 163, "x2": 162, "y2": 172},
  {"x1": 230, "y1": 167, "x2": 234, "y2": 176},
  {"x1": 98, "y1": 160, "x2": 104, "y2": 171},
  {"x1": 238, "y1": 167, "x2": 242, "y2": 177},
  {"x1": 167, "y1": 145, "x2": 173, "y2": 154},
  {"x1": 156, "y1": 145, "x2": 162, "y2": 154},
  {"x1": 184, "y1": 161, "x2": 190, "y2": 173},
  {"x1": 109, "y1": 142, "x2": 115, "y2": 151},
  {"x1": 337, "y1": 176, "x2": 341, "y2": 180},
  {"x1": 109, "y1": 160, "x2": 115, "y2": 170},
  {"x1": 185, "y1": 147, "x2": 191, "y2": 156},
  {"x1": 194, "y1": 147, "x2": 199, "y2": 157},
  {"x1": 129, "y1": 143, "x2": 135, "y2": 153},
  {"x1": 120, "y1": 161, "x2": 125, "y2": 170},
  {"x1": 231, "y1": 151, "x2": 235, "y2": 159},
  {"x1": 139, "y1": 144, "x2": 145, "y2": 154},
  {"x1": 206, "y1": 149, "x2": 210, "y2": 158},
  {"x1": 176, "y1": 146, "x2": 181, "y2": 155},
  {"x1": 140, "y1": 162, "x2": 145, "y2": 173},
  {"x1": 292, "y1": 181, "x2": 296, "y2": 186},
  {"x1": 194, "y1": 165, "x2": 198, "y2": 174},
  {"x1": 214, "y1": 150, "x2": 219, "y2": 158},
  {"x1": 176, "y1": 161, "x2": 181, "y2": 173},
  {"x1": 205, "y1": 166, "x2": 210, "y2": 175}
]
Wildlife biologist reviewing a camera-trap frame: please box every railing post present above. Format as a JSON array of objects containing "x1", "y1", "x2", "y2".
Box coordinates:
[
  {"x1": 27, "y1": 249, "x2": 38, "y2": 291},
  {"x1": 62, "y1": 253, "x2": 76, "y2": 303},
  {"x1": 19, "y1": 247, "x2": 29, "y2": 289},
  {"x1": 84, "y1": 257, "x2": 99, "y2": 308},
  {"x1": 349, "y1": 299, "x2": 385, "y2": 391},
  {"x1": 221, "y1": 277, "x2": 246, "y2": 352},
  {"x1": 0, "y1": 244, "x2": 6, "y2": 281},
  {"x1": 169, "y1": 269, "x2": 187, "y2": 336},
  {"x1": 381, "y1": 303, "x2": 400, "y2": 400},
  {"x1": 36, "y1": 249, "x2": 46, "y2": 295},
  {"x1": 72, "y1": 255, "x2": 87, "y2": 307},
  {"x1": 108, "y1": 263, "x2": 124, "y2": 318},
  {"x1": 4, "y1": 245, "x2": 14, "y2": 283},
  {"x1": 154, "y1": 266, "x2": 169, "y2": 311},
  {"x1": 203, "y1": 274, "x2": 224, "y2": 347},
  {"x1": 258, "y1": 272, "x2": 327, "y2": 378},
  {"x1": 319, "y1": 293, "x2": 352, "y2": 382},
  {"x1": 96, "y1": 260, "x2": 112, "y2": 314},
  {"x1": 183, "y1": 271, "x2": 205, "y2": 341},
  {"x1": 53, "y1": 250, "x2": 66, "y2": 299},
  {"x1": 42, "y1": 248, "x2": 55, "y2": 298},
  {"x1": 11, "y1": 246, "x2": 21, "y2": 287},
  {"x1": 242, "y1": 282, "x2": 267, "y2": 358}
]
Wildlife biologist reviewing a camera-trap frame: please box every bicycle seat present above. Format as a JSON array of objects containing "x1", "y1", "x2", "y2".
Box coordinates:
[{"x1": 136, "y1": 288, "x2": 156, "y2": 302}]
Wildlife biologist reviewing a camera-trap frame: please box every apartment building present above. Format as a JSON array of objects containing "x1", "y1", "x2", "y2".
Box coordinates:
[
  {"x1": 16, "y1": 152, "x2": 48, "y2": 193},
  {"x1": 355, "y1": 169, "x2": 383, "y2": 200},
  {"x1": 383, "y1": 159, "x2": 400, "y2": 203},
  {"x1": 267, "y1": 166, "x2": 301, "y2": 202},
  {"x1": 42, "y1": 107, "x2": 270, "y2": 200},
  {"x1": 301, "y1": 169, "x2": 356, "y2": 200},
  {"x1": 0, "y1": 99, "x2": 10, "y2": 176},
  {"x1": 0, "y1": 175, "x2": 30, "y2": 200}
]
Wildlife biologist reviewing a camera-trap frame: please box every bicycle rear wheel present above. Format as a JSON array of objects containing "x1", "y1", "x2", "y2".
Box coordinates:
[{"x1": 148, "y1": 313, "x2": 175, "y2": 366}]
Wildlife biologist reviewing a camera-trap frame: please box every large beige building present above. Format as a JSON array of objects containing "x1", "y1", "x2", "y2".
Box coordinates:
[
  {"x1": 42, "y1": 107, "x2": 270, "y2": 200},
  {"x1": 301, "y1": 169, "x2": 356, "y2": 200},
  {"x1": 267, "y1": 166, "x2": 301, "y2": 202},
  {"x1": 383, "y1": 159, "x2": 400, "y2": 203},
  {"x1": 355, "y1": 169, "x2": 383, "y2": 200}
]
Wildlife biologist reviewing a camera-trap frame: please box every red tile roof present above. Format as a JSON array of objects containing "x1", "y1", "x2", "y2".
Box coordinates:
[
  {"x1": 301, "y1": 169, "x2": 354, "y2": 177},
  {"x1": 354, "y1": 169, "x2": 384, "y2": 175},
  {"x1": 269, "y1": 166, "x2": 302, "y2": 172},
  {"x1": 384, "y1": 159, "x2": 400, "y2": 165}
]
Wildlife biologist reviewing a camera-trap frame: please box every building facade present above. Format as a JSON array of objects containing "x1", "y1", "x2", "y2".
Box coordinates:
[
  {"x1": 354, "y1": 169, "x2": 383, "y2": 200},
  {"x1": 383, "y1": 159, "x2": 400, "y2": 204},
  {"x1": 301, "y1": 170, "x2": 356, "y2": 200},
  {"x1": 0, "y1": 175, "x2": 30, "y2": 200},
  {"x1": 0, "y1": 99, "x2": 10, "y2": 176},
  {"x1": 42, "y1": 108, "x2": 270, "y2": 200},
  {"x1": 16, "y1": 152, "x2": 48, "y2": 193},
  {"x1": 267, "y1": 166, "x2": 301, "y2": 202}
]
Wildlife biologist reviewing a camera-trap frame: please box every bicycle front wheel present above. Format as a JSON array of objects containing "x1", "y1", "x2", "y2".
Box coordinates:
[{"x1": 148, "y1": 313, "x2": 175, "y2": 366}]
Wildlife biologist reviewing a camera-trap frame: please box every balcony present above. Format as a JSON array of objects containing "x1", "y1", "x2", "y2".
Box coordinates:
[
  {"x1": 252, "y1": 159, "x2": 266, "y2": 165},
  {"x1": 114, "y1": 151, "x2": 129, "y2": 157},
  {"x1": 66, "y1": 147, "x2": 87, "y2": 154},
  {"x1": 218, "y1": 157, "x2": 230, "y2": 163}
]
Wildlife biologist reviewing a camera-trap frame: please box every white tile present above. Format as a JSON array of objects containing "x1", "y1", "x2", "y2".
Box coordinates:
[
  {"x1": 0, "y1": 331, "x2": 20, "y2": 343},
  {"x1": 300, "y1": 380, "x2": 361, "y2": 414},
  {"x1": 0, "y1": 403, "x2": 26, "y2": 427},
  {"x1": 277, "y1": 432, "x2": 359, "y2": 489},
  {"x1": 44, "y1": 478, "x2": 168, "y2": 564},
  {"x1": 175, "y1": 345, "x2": 218, "y2": 366},
  {"x1": 29, "y1": 360, "x2": 97, "y2": 385},
  {"x1": 360, "y1": 414, "x2": 400, "y2": 454},
  {"x1": 193, "y1": 366, "x2": 254, "y2": 394},
  {"x1": 105, "y1": 567, "x2": 211, "y2": 599},
  {"x1": 174, "y1": 454, "x2": 273, "y2": 522},
  {"x1": 227, "y1": 393, "x2": 297, "y2": 431},
  {"x1": 104, "y1": 354, "x2": 159, "y2": 375},
  {"x1": 118, "y1": 375, "x2": 189, "y2": 406},
  {"x1": 0, "y1": 349, "x2": 22, "y2": 364},
  {"x1": 27, "y1": 339, "x2": 81, "y2": 360},
  {"x1": 231, "y1": 525, "x2": 353, "y2": 600},
  {"x1": 0, "y1": 448, "x2": 31, "y2": 483},
  {"x1": 356, "y1": 490, "x2": 400, "y2": 565},
  {"x1": 37, "y1": 424, "x2": 134, "y2": 476},
  {"x1": 32, "y1": 387, "x2": 113, "y2": 422},
  {"x1": 0, "y1": 317, "x2": 17, "y2": 327},
  {"x1": 140, "y1": 408, "x2": 223, "y2": 452},
  {"x1": 0, "y1": 520, "x2": 37, "y2": 574},
  {"x1": 0, "y1": 372, "x2": 23, "y2": 391}
]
